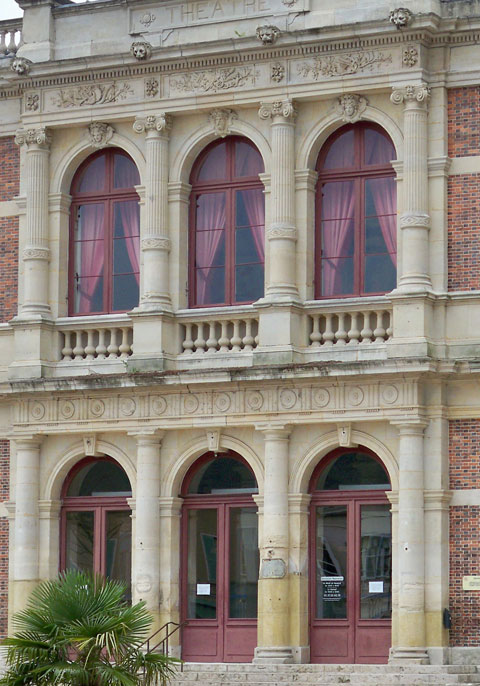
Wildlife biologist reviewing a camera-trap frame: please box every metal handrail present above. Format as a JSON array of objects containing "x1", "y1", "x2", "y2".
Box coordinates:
[{"x1": 143, "y1": 620, "x2": 187, "y2": 669}]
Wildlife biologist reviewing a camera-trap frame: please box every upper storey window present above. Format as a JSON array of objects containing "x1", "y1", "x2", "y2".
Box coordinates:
[
  {"x1": 189, "y1": 137, "x2": 265, "y2": 307},
  {"x1": 69, "y1": 150, "x2": 140, "y2": 315},
  {"x1": 315, "y1": 124, "x2": 397, "y2": 299}
]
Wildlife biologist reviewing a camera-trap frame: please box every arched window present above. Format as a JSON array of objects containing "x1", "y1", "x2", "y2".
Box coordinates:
[
  {"x1": 315, "y1": 124, "x2": 397, "y2": 299},
  {"x1": 189, "y1": 137, "x2": 265, "y2": 307},
  {"x1": 69, "y1": 149, "x2": 140, "y2": 315},
  {"x1": 60, "y1": 458, "x2": 132, "y2": 597}
]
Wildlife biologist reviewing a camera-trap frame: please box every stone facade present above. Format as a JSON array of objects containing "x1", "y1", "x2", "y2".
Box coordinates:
[{"x1": 1, "y1": 0, "x2": 480, "y2": 667}]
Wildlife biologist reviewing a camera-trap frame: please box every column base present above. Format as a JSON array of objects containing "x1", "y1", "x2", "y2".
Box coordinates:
[
  {"x1": 253, "y1": 647, "x2": 294, "y2": 664},
  {"x1": 389, "y1": 647, "x2": 430, "y2": 664}
]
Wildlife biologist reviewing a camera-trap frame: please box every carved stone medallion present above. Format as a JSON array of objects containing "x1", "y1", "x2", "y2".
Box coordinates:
[
  {"x1": 88, "y1": 122, "x2": 114, "y2": 149},
  {"x1": 335, "y1": 94, "x2": 368, "y2": 123},
  {"x1": 130, "y1": 41, "x2": 152, "y2": 61}
]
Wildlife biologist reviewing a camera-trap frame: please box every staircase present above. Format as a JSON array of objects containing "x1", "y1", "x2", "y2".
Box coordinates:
[{"x1": 169, "y1": 663, "x2": 480, "y2": 686}]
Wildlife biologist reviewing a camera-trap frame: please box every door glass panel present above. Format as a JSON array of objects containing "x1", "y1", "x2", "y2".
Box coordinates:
[
  {"x1": 316, "y1": 505, "x2": 347, "y2": 619},
  {"x1": 65, "y1": 511, "x2": 94, "y2": 572},
  {"x1": 360, "y1": 505, "x2": 392, "y2": 619},
  {"x1": 187, "y1": 509, "x2": 217, "y2": 619},
  {"x1": 229, "y1": 507, "x2": 258, "y2": 618},
  {"x1": 106, "y1": 510, "x2": 132, "y2": 600}
]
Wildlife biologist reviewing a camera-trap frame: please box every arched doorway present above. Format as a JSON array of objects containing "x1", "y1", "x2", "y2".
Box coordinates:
[
  {"x1": 60, "y1": 457, "x2": 132, "y2": 599},
  {"x1": 180, "y1": 451, "x2": 259, "y2": 662},
  {"x1": 309, "y1": 448, "x2": 392, "y2": 663}
]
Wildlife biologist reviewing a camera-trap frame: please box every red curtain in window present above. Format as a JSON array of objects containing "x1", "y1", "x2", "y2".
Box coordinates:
[
  {"x1": 242, "y1": 188, "x2": 265, "y2": 261},
  {"x1": 196, "y1": 193, "x2": 226, "y2": 305},
  {"x1": 365, "y1": 135, "x2": 397, "y2": 266},
  {"x1": 321, "y1": 182, "x2": 355, "y2": 295},
  {"x1": 117, "y1": 201, "x2": 140, "y2": 284},
  {"x1": 78, "y1": 204, "x2": 105, "y2": 313}
]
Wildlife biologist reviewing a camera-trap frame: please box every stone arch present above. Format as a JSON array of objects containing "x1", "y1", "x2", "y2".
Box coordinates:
[
  {"x1": 296, "y1": 105, "x2": 404, "y2": 172},
  {"x1": 44, "y1": 439, "x2": 136, "y2": 502},
  {"x1": 290, "y1": 429, "x2": 399, "y2": 494},
  {"x1": 170, "y1": 120, "x2": 271, "y2": 184},
  {"x1": 51, "y1": 132, "x2": 146, "y2": 195},
  {"x1": 162, "y1": 434, "x2": 264, "y2": 498}
]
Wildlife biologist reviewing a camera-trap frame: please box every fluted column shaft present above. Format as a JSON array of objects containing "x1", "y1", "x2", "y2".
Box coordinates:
[
  {"x1": 390, "y1": 421, "x2": 429, "y2": 663},
  {"x1": 132, "y1": 431, "x2": 163, "y2": 630},
  {"x1": 391, "y1": 85, "x2": 431, "y2": 292},
  {"x1": 12, "y1": 437, "x2": 41, "y2": 614},
  {"x1": 259, "y1": 100, "x2": 299, "y2": 302},
  {"x1": 133, "y1": 114, "x2": 172, "y2": 311},
  {"x1": 15, "y1": 128, "x2": 52, "y2": 317},
  {"x1": 254, "y1": 425, "x2": 293, "y2": 664}
]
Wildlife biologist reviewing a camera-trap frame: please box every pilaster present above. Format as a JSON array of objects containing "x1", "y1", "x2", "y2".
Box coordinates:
[{"x1": 158, "y1": 496, "x2": 183, "y2": 658}]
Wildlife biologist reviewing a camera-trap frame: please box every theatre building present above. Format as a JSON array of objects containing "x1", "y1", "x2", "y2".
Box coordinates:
[{"x1": 3, "y1": 0, "x2": 480, "y2": 676}]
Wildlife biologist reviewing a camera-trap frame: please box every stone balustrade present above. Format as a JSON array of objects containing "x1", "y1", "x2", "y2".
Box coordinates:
[
  {"x1": 0, "y1": 20, "x2": 23, "y2": 56},
  {"x1": 307, "y1": 300, "x2": 393, "y2": 347},
  {"x1": 57, "y1": 318, "x2": 133, "y2": 362},
  {"x1": 178, "y1": 310, "x2": 259, "y2": 355}
]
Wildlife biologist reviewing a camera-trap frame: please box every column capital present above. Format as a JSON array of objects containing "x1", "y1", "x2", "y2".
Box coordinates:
[
  {"x1": 255, "y1": 423, "x2": 292, "y2": 440},
  {"x1": 158, "y1": 496, "x2": 183, "y2": 516},
  {"x1": 128, "y1": 429, "x2": 165, "y2": 446},
  {"x1": 259, "y1": 99, "x2": 297, "y2": 123},
  {"x1": 38, "y1": 499, "x2": 62, "y2": 519},
  {"x1": 391, "y1": 419, "x2": 428, "y2": 435},
  {"x1": 288, "y1": 493, "x2": 311, "y2": 514},
  {"x1": 390, "y1": 84, "x2": 431, "y2": 108},
  {"x1": 15, "y1": 127, "x2": 52, "y2": 150},
  {"x1": 133, "y1": 113, "x2": 172, "y2": 137},
  {"x1": 9, "y1": 434, "x2": 44, "y2": 449}
]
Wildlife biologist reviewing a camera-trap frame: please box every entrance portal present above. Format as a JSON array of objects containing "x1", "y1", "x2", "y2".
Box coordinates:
[
  {"x1": 181, "y1": 452, "x2": 259, "y2": 662},
  {"x1": 309, "y1": 449, "x2": 392, "y2": 663}
]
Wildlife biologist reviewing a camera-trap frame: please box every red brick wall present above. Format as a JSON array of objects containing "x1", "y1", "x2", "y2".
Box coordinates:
[
  {"x1": 448, "y1": 87, "x2": 480, "y2": 158},
  {"x1": 0, "y1": 441, "x2": 9, "y2": 638},
  {"x1": 449, "y1": 420, "x2": 480, "y2": 646},
  {"x1": 447, "y1": 175, "x2": 480, "y2": 291},
  {"x1": 0, "y1": 137, "x2": 19, "y2": 322}
]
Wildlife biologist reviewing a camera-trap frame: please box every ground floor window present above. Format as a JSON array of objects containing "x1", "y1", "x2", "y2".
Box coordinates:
[{"x1": 60, "y1": 457, "x2": 132, "y2": 599}]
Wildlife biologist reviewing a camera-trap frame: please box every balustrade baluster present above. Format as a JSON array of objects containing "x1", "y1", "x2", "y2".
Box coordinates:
[
  {"x1": 194, "y1": 323, "x2": 206, "y2": 354},
  {"x1": 310, "y1": 314, "x2": 321, "y2": 347},
  {"x1": 85, "y1": 330, "x2": 96, "y2": 360},
  {"x1": 7, "y1": 31, "x2": 17, "y2": 54},
  {"x1": 347, "y1": 312, "x2": 360, "y2": 345},
  {"x1": 243, "y1": 319, "x2": 254, "y2": 351},
  {"x1": 373, "y1": 310, "x2": 386, "y2": 343},
  {"x1": 206, "y1": 322, "x2": 218, "y2": 353},
  {"x1": 107, "y1": 328, "x2": 119, "y2": 358},
  {"x1": 322, "y1": 314, "x2": 335, "y2": 346},
  {"x1": 119, "y1": 328, "x2": 131, "y2": 358},
  {"x1": 231, "y1": 320, "x2": 242, "y2": 352},
  {"x1": 360, "y1": 312, "x2": 373, "y2": 343},
  {"x1": 218, "y1": 321, "x2": 230, "y2": 353},
  {"x1": 73, "y1": 330, "x2": 84, "y2": 361},
  {"x1": 61, "y1": 331, "x2": 73, "y2": 361},
  {"x1": 183, "y1": 323, "x2": 194, "y2": 354},
  {"x1": 96, "y1": 329, "x2": 107, "y2": 359},
  {"x1": 336, "y1": 313, "x2": 347, "y2": 345},
  {"x1": 0, "y1": 32, "x2": 7, "y2": 55}
]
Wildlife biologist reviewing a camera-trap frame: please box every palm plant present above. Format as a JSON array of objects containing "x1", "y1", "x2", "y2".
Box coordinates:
[{"x1": 0, "y1": 570, "x2": 179, "y2": 686}]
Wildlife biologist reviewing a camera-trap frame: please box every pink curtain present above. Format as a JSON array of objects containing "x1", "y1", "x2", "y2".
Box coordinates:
[
  {"x1": 241, "y1": 188, "x2": 265, "y2": 262},
  {"x1": 196, "y1": 192, "x2": 226, "y2": 305},
  {"x1": 368, "y1": 178, "x2": 397, "y2": 266},
  {"x1": 117, "y1": 201, "x2": 140, "y2": 284},
  {"x1": 321, "y1": 181, "x2": 355, "y2": 295},
  {"x1": 77, "y1": 203, "x2": 105, "y2": 312}
]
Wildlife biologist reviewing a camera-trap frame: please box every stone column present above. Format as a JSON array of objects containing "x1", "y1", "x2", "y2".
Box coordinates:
[
  {"x1": 12, "y1": 436, "x2": 42, "y2": 614},
  {"x1": 131, "y1": 431, "x2": 163, "y2": 631},
  {"x1": 389, "y1": 421, "x2": 429, "y2": 663},
  {"x1": 158, "y1": 496, "x2": 183, "y2": 658},
  {"x1": 390, "y1": 85, "x2": 431, "y2": 293},
  {"x1": 288, "y1": 493, "x2": 311, "y2": 663},
  {"x1": 254, "y1": 425, "x2": 293, "y2": 663},
  {"x1": 133, "y1": 114, "x2": 172, "y2": 311},
  {"x1": 258, "y1": 99, "x2": 299, "y2": 302},
  {"x1": 14, "y1": 127, "x2": 52, "y2": 318}
]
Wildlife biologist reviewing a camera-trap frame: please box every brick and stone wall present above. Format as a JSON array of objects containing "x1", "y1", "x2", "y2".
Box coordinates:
[
  {"x1": 0, "y1": 136, "x2": 19, "y2": 323},
  {"x1": 448, "y1": 88, "x2": 480, "y2": 291},
  {"x1": 0, "y1": 441, "x2": 9, "y2": 638},
  {"x1": 449, "y1": 420, "x2": 480, "y2": 646}
]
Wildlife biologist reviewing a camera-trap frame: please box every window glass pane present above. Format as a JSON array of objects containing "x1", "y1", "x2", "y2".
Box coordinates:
[
  {"x1": 321, "y1": 256, "x2": 354, "y2": 297},
  {"x1": 321, "y1": 220, "x2": 354, "y2": 257},
  {"x1": 65, "y1": 511, "x2": 94, "y2": 572},
  {"x1": 196, "y1": 193, "x2": 226, "y2": 231},
  {"x1": 67, "y1": 460, "x2": 132, "y2": 497},
  {"x1": 316, "y1": 505, "x2": 347, "y2": 619},
  {"x1": 364, "y1": 129, "x2": 396, "y2": 165},
  {"x1": 113, "y1": 273, "x2": 139, "y2": 311},
  {"x1": 195, "y1": 267, "x2": 225, "y2": 306},
  {"x1": 365, "y1": 216, "x2": 389, "y2": 254},
  {"x1": 196, "y1": 231, "x2": 225, "y2": 268},
  {"x1": 113, "y1": 154, "x2": 140, "y2": 188},
  {"x1": 77, "y1": 155, "x2": 106, "y2": 193},
  {"x1": 114, "y1": 238, "x2": 138, "y2": 274},
  {"x1": 74, "y1": 204, "x2": 105, "y2": 242},
  {"x1": 188, "y1": 456, "x2": 257, "y2": 495},
  {"x1": 236, "y1": 227, "x2": 262, "y2": 264},
  {"x1": 74, "y1": 275, "x2": 104, "y2": 314},
  {"x1": 364, "y1": 254, "x2": 396, "y2": 294},
  {"x1": 106, "y1": 511, "x2": 132, "y2": 602},
  {"x1": 187, "y1": 509, "x2": 217, "y2": 619},
  {"x1": 360, "y1": 505, "x2": 392, "y2": 619},
  {"x1": 114, "y1": 200, "x2": 140, "y2": 238},
  {"x1": 315, "y1": 452, "x2": 390, "y2": 491},
  {"x1": 197, "y1": 143, "x2": 227, "y2": 181},
  {"x1": 323, "y1": 130, "x2": 355, "y2": 169},
  {"x1": 235, "y1": 142, "x2": 264, "y2": 177},
  {"x1": 321, "y1": 181, "x2": 355, "y2": 221},
  {"x1": 235, "y1": 264, "x2": 264, "y2": 302},
  {"x1": 229, "y1": 508, "x2": 258, "y2": 618}
]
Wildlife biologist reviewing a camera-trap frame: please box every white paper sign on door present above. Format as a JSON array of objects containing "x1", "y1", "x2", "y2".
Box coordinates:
[
  {"x1": 369, "y1": 581, "x2": 384, "y2": 593},
  {"x1": 196, "y1": 583, "x2": 211, "y2": 595}
]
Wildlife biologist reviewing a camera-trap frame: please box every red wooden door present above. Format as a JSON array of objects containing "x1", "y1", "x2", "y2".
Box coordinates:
[
  {"x1": 181, "y1": 496, "x2": 258, "y2": 662},
  {"x1": 310, "y1": 492, "x2": 391, "y2": 663}
]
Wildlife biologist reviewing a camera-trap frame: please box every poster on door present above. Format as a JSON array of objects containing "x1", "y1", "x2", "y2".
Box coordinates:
[{"x1": 321, "y1": 576, "x2": 344, "y2": 601}]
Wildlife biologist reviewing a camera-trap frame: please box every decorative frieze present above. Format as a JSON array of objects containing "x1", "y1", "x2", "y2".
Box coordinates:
[
  {"x1": 270, "y1": 63, "x2": 285, "y2": 83},
  {"x1": 144, "y1": 78, "x2": 159, "y2": 98},
  {"x1": 297, "y1": 50, "x2": 392, "y2": 80},
  {"x1": 12, "y1": 380, "x2": 419, "y2": 430},
  {"x1": 402, "y1": 46, "x2": 419, "y2": 67},
  {"x1": 24, "y1": 93, "x2": 40, "y2": 112},
  {"x1": 169, "y1": 66, "x2": 255, "y2": 94},
  {"x1": 52, "y1": 82, "x2": 134, "y2": 108}
]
